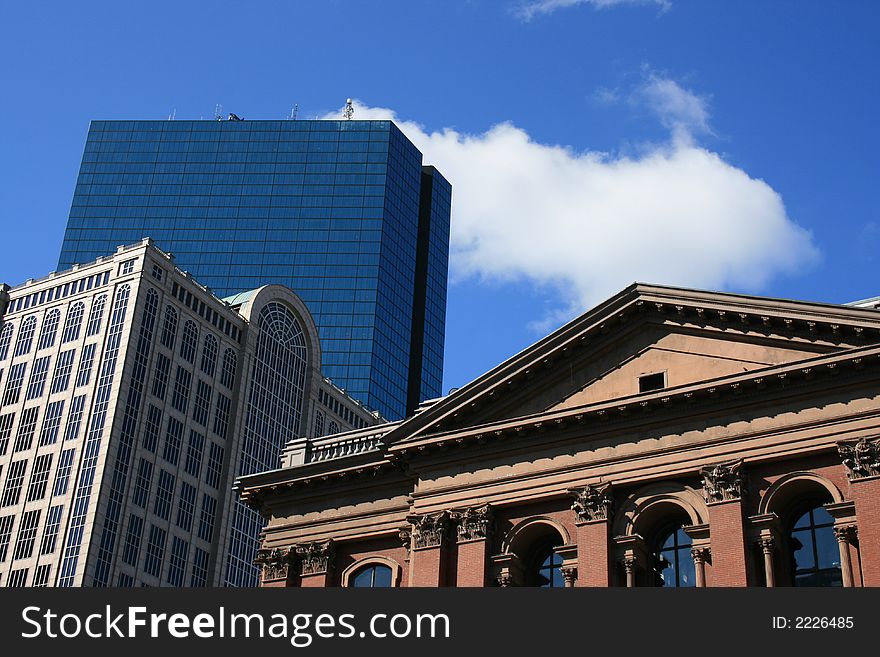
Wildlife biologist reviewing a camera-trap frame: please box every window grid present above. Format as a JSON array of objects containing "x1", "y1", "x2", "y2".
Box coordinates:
[
  {"x1": 58, "y1": 284, "x2": 130, "y2": 587},
  {"x1": 25, "y1": 356, "x2": 51, "y2": 400},
  {"x1": 62, "y1": 394, "x2": 87, "y2": 441},
  {"x1": 143, "y1": 524, "x2": 167, "y2": 579},
  {"x1": 50, "y1": 349, "x2": 76, "y2": 394},
  {"x1": 86, "y1": 295, "x2": 107, "y2": 336},
  {"x1": 180, "y1": 320, "x2": 198, "y2": 363},
  {"x1": 26, "y1": 454, "x2": 53, "y2": 501},
  {"x1": 13, "y1": 406, "x2": 40, "y2": 452},
  {"x1": 37, "y1": 309, "x2": 61, "y2": 350},
  {"x1": 60, "y1": 302, "x2": 85, "y2": 344},
  {"x1": 39, "y1": 400, "x2": 65, "y2": 446},
  {"x1": 14, "y1": 316, "x2": 37, "y2": 357},
  {"x1": 171, "y1": 366, "x2": 192, "y2": 414},
  {"x1": 12, "y1": 509, "x2": 41, "y2": 560},
  {"x1": 40, "y1": 505, "x2": 64, "y2": 554},
  {"x1": 2, "y1": 363, "x2": 27, "y2": 405},
  {"x1": 52, "y1": 448, "x2": 76, "y2": 496},
  {"x1": 1, "y1": 460, "x2": 27, "y2": 507},
  {"x1": 75, "y1": 342, "x2": 97, "y2": 387}
]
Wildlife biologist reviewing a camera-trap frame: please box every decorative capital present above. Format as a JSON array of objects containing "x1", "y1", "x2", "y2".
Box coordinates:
[
  {"x1": 496, "y1": 572, "x2": 514, "y2": 587},
  {"x1": 838, "y1": 438, "x2": 880, "y2": 481},
  {"x1": 690, "y1": 546, "x2": 711, "y2": 564},
  {"x1": 755, "y1": 537, "x2": 775, "y2": 554},
  {"x1": 568, "y1": 483, "x2": 614, "y2": 523},
  {"x1": 700, "y1": 460, "x2": 745, "y2": 503},
  {"x1": 454, "y1": 505, "x2": 494, "y2": 542},
  {"x1": 407, "y1": 511, "x2": 451, "y2": 549},
  {"x1": 295, "y1": 540, "x2": 335, "y2": 576},
  {"x1": 833, "y1": 524, "x2": 858, "y2": 544},
  {"x1": 560, "y1": 565, "x2": 578, "y2": 587},
  {"x1": 254, "y1": 546, "x2": 295, "y2": 582}
]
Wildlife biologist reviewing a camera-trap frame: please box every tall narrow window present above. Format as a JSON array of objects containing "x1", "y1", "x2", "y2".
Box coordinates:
[
  {"x1": 180, "y1": 320, "x2": 198, "y2": 363},
  {"x1": 86, "y1": 295, "x2": 107, "y2": 336},
  {"x1": 37, "y1": 309, "x2": 61, "y2": 350},
  {"x1": 75, "y1": 343, "x2": 97, "y2": 387},
  {"x1": 201, "y1": 334, "x2": 218, "y2": 377},
  {"x1": 61, "y1": 302, "x2": 85, "y2": 343},
  {"x1": 160, "y1": 305, "x2": 178, "y2": 349},
  {"x1": 50, "y1": 349, "x2": 76, "y2": 394},
  {"x1": 220, "y1": 348, "x2": 237, "y2": 388},
  {"x1": 14, "y1": 316, "x2": 37, "y2": 357},
  {"x1": 25, "y1": 356, "x2": 51, "y2": 399},
  {"x1": 0, "y1": 323, "x2": 14, "y2": 361}
]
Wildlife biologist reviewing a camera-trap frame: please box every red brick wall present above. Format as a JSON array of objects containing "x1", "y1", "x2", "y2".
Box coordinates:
[
  {"x1": 850, "y1": 477, "x2": 880, "y2": 585},
  {"x1": 706, "y1": 500, "x2": 748, "y2": 586}
]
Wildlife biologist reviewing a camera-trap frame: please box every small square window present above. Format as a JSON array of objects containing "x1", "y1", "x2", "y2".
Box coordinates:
[
  {"x1": 119, "y1": 259, "x2": 136, "y2": 275},
  {"x1": 639, "y1": 372, "x2": 666, "y2": 393},
  {"x1": 151, "y1": 264, "x2": 164, "y2": 281}
]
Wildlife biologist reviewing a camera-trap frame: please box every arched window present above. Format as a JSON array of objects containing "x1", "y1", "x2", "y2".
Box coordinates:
[
  {"x1": 314, "y1": 410, "x2": 326, "y2": 438},
  {"x1": 38, "y1": 309, "x2": 61, "y2": 350},
  {"x1": 180, "y1": 320, "x2": 198, "y2": 363},
  {"x1": 160, "y1": 305, "x2": 178, "y2": 349},
  {"x1": 201, "y1": 334, "x2": 218, "y2": 377},
  {"x1": 61, "y1": 302, "x2": 85, "y2": 343},
  {"x1": 530, "y1": 540, "x2": 565, "y2": 588},
  {"x1": 86, "y1": 294, "x2": 107, "y2": 337},
  {"x1": 652, "y1": 523, "x2": 695, "y2": 587},
  {"x1": 328, "y1": 420, "x2": 339, "y2": 436},
  {"x1": 0, "y1": 323, "x2": 14, "y2": 361},
  {"x1": 350, "y1": 564, "x2": 393, "y2": 588},
  {"x1": 220, "y1": 348, "x2": 237, "y2": 388},
  {"x1": 789, "y1": 504, "x2": 842, "y2": 587},
  {"x1": 14, "y1": 316, "x2": 37, "y2": 357}
]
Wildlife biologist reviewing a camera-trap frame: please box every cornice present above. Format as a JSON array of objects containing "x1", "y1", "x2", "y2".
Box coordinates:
[
  {"x1": 389, "y1": 290, "x2": 880, "y2": 440},
  {"x1": 388, "y1": 343, "x2": 880, "y2": 458}
]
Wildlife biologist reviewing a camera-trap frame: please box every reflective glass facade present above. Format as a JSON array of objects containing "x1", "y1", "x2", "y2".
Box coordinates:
[{"x1": 58, "y1": 120, "x2": 451, "y2": 420}]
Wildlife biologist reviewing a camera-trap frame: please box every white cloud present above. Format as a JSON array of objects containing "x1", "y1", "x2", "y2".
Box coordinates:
[
  {"x1": 636, "y1": 73, "x2": 712, "y2": 140},
  {"x1": 515, "y1": 0, "x2": 671, "y2": 22},
  {"x1": 323, "y1": 89, "x2": 819, "y2": 331}
]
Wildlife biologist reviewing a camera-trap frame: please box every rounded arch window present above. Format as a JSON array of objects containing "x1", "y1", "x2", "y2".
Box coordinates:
[
  {"x1": 789, "y1": 504, "x2": 841, "y2": 587},
  {"x1": 350, "y1": 563, "x2": 393, "y2": 588},
  {"x1": 652, "y1": 522, "x2": 695, "y2": 588}
]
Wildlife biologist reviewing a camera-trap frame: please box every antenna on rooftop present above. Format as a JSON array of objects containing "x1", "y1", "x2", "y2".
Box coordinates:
[
  {"x1": 289, "y1": 104, "x2": 299, "y2": 120},
  {"x1": 168, "y1": 108, "x2": 176, "y2": 121},
  {"x1": 214, "y1": 104, "x2": 223, "y2": 121},
  {"x1": 343, "y1": 98, "x2": 354, "y2": 120}
]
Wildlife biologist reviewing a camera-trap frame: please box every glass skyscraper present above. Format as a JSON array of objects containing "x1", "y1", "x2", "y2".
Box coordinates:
[{"x1": 57, "y1": 119, "x2": 451, "y2": 420}]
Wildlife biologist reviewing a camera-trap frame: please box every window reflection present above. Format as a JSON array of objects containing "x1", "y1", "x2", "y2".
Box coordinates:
[
  {"x1": 653, "y1": 524, "x2": 695, "y2": 588},
  {"x1": 790, "y1": 505, "x2": 842, "y2": 587},
  {"x1": 350, "y1": 564, "x2": 393, "y2": 588}
]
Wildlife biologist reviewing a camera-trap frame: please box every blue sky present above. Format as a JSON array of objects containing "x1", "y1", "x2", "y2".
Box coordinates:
[{"x1": 1, "y1": 0, "x2": 878, "y2": 392}]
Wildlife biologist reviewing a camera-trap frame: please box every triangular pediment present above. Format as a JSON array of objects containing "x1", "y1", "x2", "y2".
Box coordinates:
[{"x1": 387, "y1": 283, "x2": 880, "y2": 444}]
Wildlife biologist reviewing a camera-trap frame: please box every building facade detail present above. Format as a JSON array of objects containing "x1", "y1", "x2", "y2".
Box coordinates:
[
  {"x1": 568, "y1": 484, "x2": 614, "y2": 522},
  {"x1": 239, "y1": 283, "x2": 880, "y2": 588},
  {"x1": 408, "y1": 512, "x2": 451, "y2": 550},
  {"x1": 838, "y1": 438, "x2": 880, "y2": 480},
  {"x1": 296, "y1": 541, "x2": 335, "y2": 576},
  {"x1": 700, "y1": 460, "x2": 745, "y2": 503}
]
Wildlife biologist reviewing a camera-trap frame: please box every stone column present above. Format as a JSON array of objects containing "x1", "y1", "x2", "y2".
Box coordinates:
[
  {"x1": 254, "y1": 546, "x2": 296, "y2": 588},
  {"x1": 757, "y1": 537, "x2": 776, "y2": 587},
  {"x1": 691, "y1": 547, "x2": 711, "y2": 588},
  {"x1": 622, "y1": 556, "x2": 637, "y2": 588},
  {"x1": 568, "y1": 484, "x2": 614, "y2": 587},
  {"x1": 408, "y1": 511, "x2": 451, "y2": 587},
  {"x1": 701, "y1": 460, "x2": 748, "y2": 586},
  {"x1": 297, "y1": 540, "x2": 335, "y2": 587},
  {"x1": 833, "y1": 525, "x2": 858, "y2": 588},
  {"x1": 453, "y1": 505, "x2": 493, "y2": 587}
]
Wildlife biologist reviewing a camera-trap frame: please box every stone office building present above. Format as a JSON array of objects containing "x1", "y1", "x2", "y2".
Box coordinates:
[
  {"x1": 0, "y1": 239, "x2": 379, "y2": 587},
  {"x1": 239, "y1": 284, "x2": 880, "y2": 588}
]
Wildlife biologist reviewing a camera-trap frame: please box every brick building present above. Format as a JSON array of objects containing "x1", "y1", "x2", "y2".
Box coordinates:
[{"x1": 238, "y1": 283, "x2": 880, "y2": 587}]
